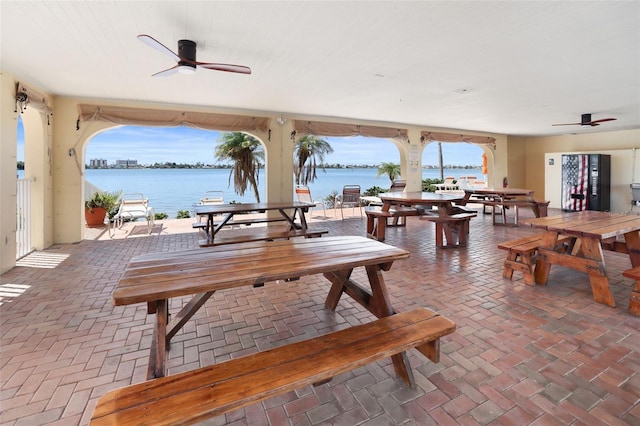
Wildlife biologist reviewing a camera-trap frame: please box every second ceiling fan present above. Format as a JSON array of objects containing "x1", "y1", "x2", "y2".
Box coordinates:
[
  {"x1": 137, "y1": 34, "x2": 251, "y2": 77},
  {"x1": 552, "y1": 113, "x2": 617, "y2": 127}
]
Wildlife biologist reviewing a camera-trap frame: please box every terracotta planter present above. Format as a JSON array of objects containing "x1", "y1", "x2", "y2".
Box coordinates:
[{"x1": 85, "y1": 207, "x2": 107, "y2": 227}]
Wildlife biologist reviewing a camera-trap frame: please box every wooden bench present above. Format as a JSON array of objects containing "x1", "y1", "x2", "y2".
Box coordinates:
[
  {"x1": 498, "y1": 234, "x2": 571, "y2": 285},
  {"x1": 622, "y1": 266, "x2": 640, "y2": 316},
  {"x1": 192, "y1": 216, "x2": 287, "y2": 229},
  {"x1": 466, "y1": 194, "x2": 500, "y2": 214},
  {"x1": 365, "y1": 206, "x2": 422, "y2": 241},
  {"x1": 198, "y1": 226, "x2": 328, "y2": 247},
  {"x1": 420, "y1": 212, "x2": 477, "y2": 248},
  {"x1": 90, "y1": 308, "x2": 456, "y2": 426}
]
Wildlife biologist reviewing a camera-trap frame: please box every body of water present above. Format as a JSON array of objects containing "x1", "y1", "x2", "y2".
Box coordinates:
[{"x1": 19, "y1": 168, "x2": 481, "y2": 218}]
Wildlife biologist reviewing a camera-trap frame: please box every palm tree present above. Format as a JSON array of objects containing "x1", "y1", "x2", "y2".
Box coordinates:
[
  {"x1": 377, "y1": 162, "x2": 401, "y2": 183},
  {"x1": 214, "y1": 132, "x2": 264, "y2": 202},
  {"x1": 293, "y1": 135, "x2": 334, "y2": 186}
]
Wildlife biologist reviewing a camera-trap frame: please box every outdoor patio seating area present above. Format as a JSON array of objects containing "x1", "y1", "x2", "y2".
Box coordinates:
[{"x1": 1, "y1": 207, "x2": 639, "y2": 425}]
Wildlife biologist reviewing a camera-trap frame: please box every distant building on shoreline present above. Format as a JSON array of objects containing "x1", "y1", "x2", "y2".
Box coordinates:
[
  {"x1": 115, "y1": 159, "x2": 138, "y2": 168},
  {"x1": 89, "y1": 158, "x2": 108, "y2": 168}
]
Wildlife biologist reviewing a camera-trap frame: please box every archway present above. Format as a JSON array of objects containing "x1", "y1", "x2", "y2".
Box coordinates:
[
  {"x1": 82, "y1": 125, "x2": 268, "y2": 224},
  {"x1": 18, "y1": 107, "x2": 52, "y2": 254},
  {"x1": 421, "y1": 141, "x2": 486, "y2": 186},
  {"x1": 291, "y1": 134, "x2": 405, "y2": 208}
]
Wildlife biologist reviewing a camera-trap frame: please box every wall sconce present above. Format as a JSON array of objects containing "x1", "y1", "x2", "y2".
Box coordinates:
[
  {"x1": 15, "y1": 92, "x2": 28, "y2": 113},
  {"x1": 276, "y1": 115, "x2": 287, "y2": 126},
  {"x1": 420, "y1": 136, "x2": 426, "y2": 146}
]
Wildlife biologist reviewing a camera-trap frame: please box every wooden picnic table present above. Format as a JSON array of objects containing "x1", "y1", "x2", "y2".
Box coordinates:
[
  {"x1": 379, "y1": 191, "x2": 466, "y2": 218},
  {"x1": 374, "y1": 192, "x2": 474, "y2": 247},
  {"x1": 112, "y1": 236, "x2": 419, "y2": 381},
  {"x1": 193, "y1": 201, "x2": 318, "y2": 246},
  {"x1": 463, "y1": 187, "x2": 534, "y2": 200},
  {"x1": 461, "y1": 187, "x2": 541, "y2": 225},
  {"x1": 521, "y1": 211, "x2": 640, "y2": 309}
]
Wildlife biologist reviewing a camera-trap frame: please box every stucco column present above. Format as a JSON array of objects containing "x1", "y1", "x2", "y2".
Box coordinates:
[
  {"x1": 51, "y1": 97, "x2": 86, "y2": 243},
  {"x1": 403, "y1": 129, "x2": 424, "y2": 192},
  {"x1": 264, "y1": 119, "x2": 294, "y2": 202}
]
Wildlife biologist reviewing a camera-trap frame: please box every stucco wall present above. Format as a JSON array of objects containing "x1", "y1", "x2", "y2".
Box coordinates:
[
  {"x1": 0, "y1": 72, "x2": 19, "y2": 274},
  {"x1": 522, "y1": 130, "x2": 640, "y2": 210}
]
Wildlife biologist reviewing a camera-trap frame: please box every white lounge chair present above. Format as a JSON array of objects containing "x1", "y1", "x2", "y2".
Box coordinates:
[
  {"x1": 200, "y1": 191, "x2": 224, "y2": 205},
  {"x1": 433, "y1": 176, "x2": 459, "y2": 191},
  {"x1": 111, "y1": 193, "x2": 155, "y2": 235},
  {"x1": 194, "y1": 191, "x2": 225, "y2": 222}
]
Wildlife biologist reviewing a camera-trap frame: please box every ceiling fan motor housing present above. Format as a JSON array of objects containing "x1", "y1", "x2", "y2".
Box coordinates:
[{"x1": 178, "y1": 39, "x2": 197, "y2": 70}]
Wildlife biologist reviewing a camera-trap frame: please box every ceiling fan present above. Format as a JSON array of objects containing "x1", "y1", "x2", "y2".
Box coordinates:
[
  {"x1": 137, "y1": 34, "x2": 251, "y2": 77},
  {"x1": 552, "y1": 113, "x2": 617, "y2": 127}
]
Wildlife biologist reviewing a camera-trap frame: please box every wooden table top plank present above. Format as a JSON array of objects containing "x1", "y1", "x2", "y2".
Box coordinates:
[
  {"x1": 122, "y1": 237, "x2": 386, "y2": 274},
  {"x1": 464, "y1": 188, "x2": 534, "y2": 197},
  {"x1": 119, "y1": 241, "x2": 403, "y2": 285},
  {"x1": 194, "y1": 202, "x2": 314, "y2": 215},
  {"x1": 520, "y1": 211, "x2": 608, "y2": 229},
  {"x1": 379, "y1": 192, "x2": 463, "y2": 204},
  {"x1": 543, "y1": 215, "x2": 629, "y2": 234},
  {"x1": 114, "y1": 251, "x2": 407, "y2": 305},
  {"x1": 119, "y1": 241, "x2": 398, "y2": 287},
  {"x1": 113, "y1": 237, "x2": 409, "y2": 305},
  {"x1": 576, "y1": 216, "x2": 640, "y2": 239},
  {"x1": 524, "y1": 212, "x2": 640, "y2": 239}
]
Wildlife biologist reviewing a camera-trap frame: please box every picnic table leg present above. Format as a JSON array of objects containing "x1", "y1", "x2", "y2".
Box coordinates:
[
  {"x1": 625, "y1": 230, "x2": 640, "y2": 267},
  {"x1": 534, "y1": 231, "x2": 557, "y2": 285},
  {"x1": 323, "y1": 269, "x2": 352, "y2": 311},
  {"x1": 148, "y1": 299, "x2": 169, "y2": 379},
  {"x1": 580, "y1": 237, "x2": 615, "y2": 307},
  {"x1": 323, "y1": 266, "x2": 415, "y2": 386},
  {"x1": 365, "y1": 265, "x2": 415, "y2": 386}
]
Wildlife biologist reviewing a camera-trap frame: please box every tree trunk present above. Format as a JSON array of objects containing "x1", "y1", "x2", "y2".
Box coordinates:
[{"x1": 249, "y1": 173, "x2": 261, "y2": 203}]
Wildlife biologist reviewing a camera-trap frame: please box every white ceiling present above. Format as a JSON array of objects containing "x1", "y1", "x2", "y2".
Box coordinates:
[{"x1": 2, "y1": 1, "x2": 639, "y2": 137}]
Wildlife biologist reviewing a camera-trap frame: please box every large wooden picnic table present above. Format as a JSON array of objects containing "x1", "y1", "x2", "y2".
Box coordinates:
[
  {"x1": 194, "y1": 201, "x2": 316, "y2": 246},
  {"x1": 112, "y1": 236, "x2": 421, "y2": 381},
  {"x1": 374, "y1": 192, "x2": 474, "y2": 247},
  {"x1": 379, "y1": 191, "x2": 465, "y2": 212},
  {"x1": 521, "y1": 211, "x2": 640, "y2": 308},
  {"x1": 461, "y1": 187, "x2": 539, "y2": 224}
]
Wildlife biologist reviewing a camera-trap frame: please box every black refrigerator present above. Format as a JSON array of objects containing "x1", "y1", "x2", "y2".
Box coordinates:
[{"x1": 561, "y1": 154, "x2": 611, "y2": 212}]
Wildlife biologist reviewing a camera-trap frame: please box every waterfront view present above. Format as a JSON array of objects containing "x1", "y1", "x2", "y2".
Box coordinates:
[{"x1": 79, "y1": 167, "x2": 482, "y2": 218}]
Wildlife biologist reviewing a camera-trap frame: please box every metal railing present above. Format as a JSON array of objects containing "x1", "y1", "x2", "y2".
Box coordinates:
[{"x1": 16, "y1": 178, "x2": 33, "y2": 259}]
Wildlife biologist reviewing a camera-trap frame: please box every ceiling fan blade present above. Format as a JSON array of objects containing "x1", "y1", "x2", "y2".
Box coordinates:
[
  {"x1": 138, "y1": 34, "x2": 180, "y2": 62},
  {"x1": 152, "y1": 66, "x2": 179, "y2": 77},
  {"x1": 197, "y1": 62, "x2": 252, "y2": 74},
  {"x1": 552, "y1": 115, "x2": 617, "y2": 127},
  {"x1": 552, "y1": 122, "x2": 582, "y2": 126},
  {"x1": 590, "y1": 118, "x2": 617, "y2": 124}
]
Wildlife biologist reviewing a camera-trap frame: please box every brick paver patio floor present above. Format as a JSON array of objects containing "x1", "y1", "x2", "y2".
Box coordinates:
[{"x1": 1, "y1": 207, "x2": 639, "y2": 425}]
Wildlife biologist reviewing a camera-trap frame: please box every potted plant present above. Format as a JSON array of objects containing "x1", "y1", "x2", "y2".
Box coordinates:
[{"x1": 85, "y1": 190, "x2": 121, "y2": 227}]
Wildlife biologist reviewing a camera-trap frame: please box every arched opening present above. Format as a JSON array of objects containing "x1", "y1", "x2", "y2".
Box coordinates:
[
  {"x1": 292, "y1": 135, "x2": 403, "y2": 206},
  {"x1": 83, "y1": 125, "x2": 267, "y2": 223},
  {"x1": 421, "y1": 141, "x2": 487, "y2": 188},
  {"x1": 17, "y1": 107, "x2": 51, "y2": 256}
]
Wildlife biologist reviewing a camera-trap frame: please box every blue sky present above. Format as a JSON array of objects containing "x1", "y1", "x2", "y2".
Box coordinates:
[{"x1": 17, "y1": 120, "x2": 483, "y2": 166}]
